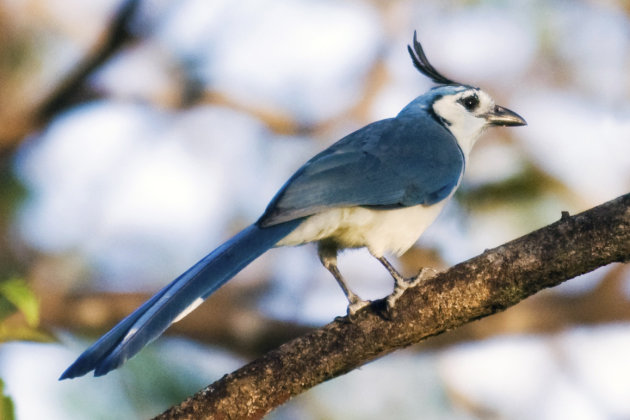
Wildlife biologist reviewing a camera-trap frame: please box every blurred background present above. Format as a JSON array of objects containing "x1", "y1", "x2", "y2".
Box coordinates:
[{"x1": 0, "y1": 0, "x2": 629, "y2": 418}]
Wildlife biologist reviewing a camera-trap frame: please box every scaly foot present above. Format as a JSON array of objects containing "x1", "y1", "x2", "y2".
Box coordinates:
[
  {"x1": 335, "y1": 298, "x2": 371, "y2": 323},
  {"x1": 386, "y1": 267, "x2": 438, "y2": 312},
  {"x1": 347, "y1": 297, "x2": 371, "y2": 316}
]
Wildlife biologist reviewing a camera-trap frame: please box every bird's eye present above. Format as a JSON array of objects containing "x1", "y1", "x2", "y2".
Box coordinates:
[{"x1": 459, "y1": 94, "x2": 479, "y2": 111}]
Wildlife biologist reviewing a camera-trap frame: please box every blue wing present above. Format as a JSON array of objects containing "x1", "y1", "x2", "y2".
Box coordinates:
[{"x1": 258, "y1": 114, "x2": 464, "y2": 226}]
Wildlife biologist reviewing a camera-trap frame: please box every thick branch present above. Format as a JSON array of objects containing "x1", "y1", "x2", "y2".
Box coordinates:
[{"x1": 156, "y1": 193, "x2": 630, "y2": 419}]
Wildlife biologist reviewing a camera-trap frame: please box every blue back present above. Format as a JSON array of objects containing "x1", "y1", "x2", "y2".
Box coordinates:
[{"x1": 259, "y1": 91, "x2": 465, "y2": 226}]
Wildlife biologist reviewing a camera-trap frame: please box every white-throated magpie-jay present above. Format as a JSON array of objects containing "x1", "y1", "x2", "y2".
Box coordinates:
[{"x1": 61, "y1": 32, "x2": 526, "y2": 379}]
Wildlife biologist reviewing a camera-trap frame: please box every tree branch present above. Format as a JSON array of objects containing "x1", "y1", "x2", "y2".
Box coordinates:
[
  {"x1": 156, "y1": 192, "x2": 630, "y2": 419},
  {"x1": 42, "y1": 263, "x2": 630, "y2": 357},
  {"x1": 0, "y1": 0, "x2": 143, "y2": 161},
  {"x1": 37, "y1": 0, "x2": 142, "y2": 121}
]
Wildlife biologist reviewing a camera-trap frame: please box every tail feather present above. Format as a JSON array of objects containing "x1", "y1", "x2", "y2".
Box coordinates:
[{"x1": 60, "y1": 220, "x2": 301, "y2": 379}]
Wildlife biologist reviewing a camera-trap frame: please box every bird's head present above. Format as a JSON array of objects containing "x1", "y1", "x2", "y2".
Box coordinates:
[{"x1": 402, "y1": 32, "x2": 526, "y2": 156}]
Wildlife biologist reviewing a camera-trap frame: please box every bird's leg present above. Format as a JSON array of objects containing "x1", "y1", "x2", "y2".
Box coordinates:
[
  {"x1": 373, "y1": 255, "x2": 435, "y2": 311},
  {"x1": 318, "y1": 245, "x2": 370, "y2": 317},
  {"x1": 375, "y1": 256, "x2": 406, "y2": 286}
]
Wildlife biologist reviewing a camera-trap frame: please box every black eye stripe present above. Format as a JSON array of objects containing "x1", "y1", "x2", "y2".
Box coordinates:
[{"x1": 458, "y1": 94, "x2": 479, "y2": 111}]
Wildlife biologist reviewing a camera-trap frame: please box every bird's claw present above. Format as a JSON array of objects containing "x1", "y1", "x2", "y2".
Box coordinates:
[
  {"x1": 386, "y1": 267, "x2": 438, "y2": 312},
  {"x1": 336, "y1": 298, "x2": 371, "y2": 323},
  {"x1": 348, "y1": 298, "x2": 371, "y2": 316}
]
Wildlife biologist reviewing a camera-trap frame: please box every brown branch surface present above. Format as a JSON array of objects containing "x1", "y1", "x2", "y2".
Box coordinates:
[{"x1": 156, "y1": 193, "x2": 630, "y2": 419}]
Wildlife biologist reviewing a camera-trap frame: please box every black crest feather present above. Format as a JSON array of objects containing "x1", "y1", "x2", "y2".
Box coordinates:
[{"x1": 407, "y1": 31, "x2": 458, "y2": 85}]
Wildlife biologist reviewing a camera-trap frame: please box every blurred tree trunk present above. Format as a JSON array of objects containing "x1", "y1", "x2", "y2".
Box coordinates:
[{"x1": 155, "y1": 192, "x2": 630, "y2": 419}]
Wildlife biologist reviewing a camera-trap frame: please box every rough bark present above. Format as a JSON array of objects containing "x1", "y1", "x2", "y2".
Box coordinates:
[{"x1": 156, "y1": 192, "x2": 630, "y2": 419}]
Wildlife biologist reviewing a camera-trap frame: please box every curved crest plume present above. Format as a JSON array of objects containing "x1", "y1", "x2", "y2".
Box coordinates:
[{"x1": 407, "y1": 31, "x2": 458, "y2": 85}]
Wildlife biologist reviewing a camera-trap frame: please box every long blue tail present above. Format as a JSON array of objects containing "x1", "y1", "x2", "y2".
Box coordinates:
[{"x1": 60, "y1": 220, "x2": 301, "y2": 379}]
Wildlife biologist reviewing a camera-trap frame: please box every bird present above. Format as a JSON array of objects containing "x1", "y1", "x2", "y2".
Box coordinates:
[{"x1": 60, "y1": 31, "x2": 526, "y2": 379}]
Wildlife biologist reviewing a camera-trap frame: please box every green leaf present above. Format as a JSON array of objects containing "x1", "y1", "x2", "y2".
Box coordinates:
[
  {"x1": 0, "y1": 278, "x2": 39, "y2": 327},
  {"x1": 0, "y1": 378, "x2": 15, "y2": 420}
]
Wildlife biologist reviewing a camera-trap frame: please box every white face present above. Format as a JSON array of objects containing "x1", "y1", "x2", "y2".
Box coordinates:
[{"x1": 432, "y1": 88, "x2": 495, "y2": 157}]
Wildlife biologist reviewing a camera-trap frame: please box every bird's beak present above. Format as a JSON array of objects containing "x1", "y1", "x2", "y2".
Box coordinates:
[{"x1": 485, "y1": 105, "x2": 527, "y2": 127}]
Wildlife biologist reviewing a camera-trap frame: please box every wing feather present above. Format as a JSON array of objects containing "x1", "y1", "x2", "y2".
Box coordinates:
[{"x1": 258, "y1": 114, "x2": 464, "y2": 227}]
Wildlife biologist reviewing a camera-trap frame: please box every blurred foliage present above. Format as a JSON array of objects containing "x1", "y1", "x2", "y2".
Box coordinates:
[
  {"x1": 0, "y1": 277, "x2": 51, "y2": 343},
  {"x1": 0, "y1": 277, "x2": 49, "y2": 420},
  {"x1": 0, "y1": 163, "x2": 27, "y2": 279},
  {"x1": 0, "y1": 278, "x2": 38, "y2": 327},
  {"x1": 120, "y1": 347, "x2": 213, "y2": 418},
  {"x1": 0, "y1": 378, "x2": 15, "y2": 420},
  {"x1": 0, "y1": 165, "x2": 26, "y2": 222},
  {"x1": 457, "y1": 164, "x2": 564, "y2": 209}
]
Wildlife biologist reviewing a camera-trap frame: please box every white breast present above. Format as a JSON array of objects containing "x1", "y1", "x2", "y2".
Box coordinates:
[{"x1": 276, "y1": 201, "x2": 448, "y2": 257}]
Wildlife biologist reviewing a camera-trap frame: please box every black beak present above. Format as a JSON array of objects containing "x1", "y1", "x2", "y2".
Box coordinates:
[{"x1": 486, "y1": 105, "x2": 527, "y2": 127}]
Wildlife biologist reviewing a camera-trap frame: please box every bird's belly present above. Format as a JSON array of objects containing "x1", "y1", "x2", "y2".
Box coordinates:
[{"x1": 276, "y1": 202, "x2": 447, "y2": 257}]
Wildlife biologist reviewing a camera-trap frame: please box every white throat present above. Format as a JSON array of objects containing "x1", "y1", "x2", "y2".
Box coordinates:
[
  {"x1": 432, "y1": 91, "x2": 494, "y2": 160},
  {"x1": 445, "y1": 122, "x2": 485, "y2": 160}
]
